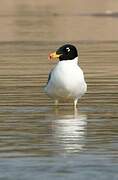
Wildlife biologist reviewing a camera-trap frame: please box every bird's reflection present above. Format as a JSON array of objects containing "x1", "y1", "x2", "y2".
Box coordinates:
[{"x1": 52, "y1": 109, "x2": 87, "y2": 154}]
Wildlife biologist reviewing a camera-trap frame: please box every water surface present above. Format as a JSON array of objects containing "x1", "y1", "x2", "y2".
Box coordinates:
[{"x1": 0, "y1": 1, "x2": 118, "y2": 180}]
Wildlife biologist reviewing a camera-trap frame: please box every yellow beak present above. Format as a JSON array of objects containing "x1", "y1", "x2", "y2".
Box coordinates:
[{"x1": 48, "y1": 52, "x2": 62, "y2": 60}]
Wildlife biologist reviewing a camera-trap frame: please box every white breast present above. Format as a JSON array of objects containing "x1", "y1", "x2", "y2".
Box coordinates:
[{"x1": 45, "y1": 57, "x2": 87, "y2": 100}]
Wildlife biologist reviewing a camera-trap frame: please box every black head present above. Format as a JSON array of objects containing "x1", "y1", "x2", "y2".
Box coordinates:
[{"x1": 56, "y1": 44, "x2": 78, "y2": 61}]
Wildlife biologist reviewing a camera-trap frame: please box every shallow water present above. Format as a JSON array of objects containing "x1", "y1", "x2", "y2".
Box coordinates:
[{"x1": 0, "y1": 1, "x2": 118, "y2": 180}]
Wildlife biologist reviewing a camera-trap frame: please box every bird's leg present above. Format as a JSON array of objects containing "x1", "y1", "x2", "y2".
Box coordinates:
[
  {"x1": 74, "y1": 99, "x2": 78, "y2": 110},
  {"x1": 55, "y1": 100, "x2": 59, "y2": 106}
]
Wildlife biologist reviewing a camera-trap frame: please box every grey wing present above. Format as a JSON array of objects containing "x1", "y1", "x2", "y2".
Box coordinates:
[{"x1": 47, "y1": 71, "x2": 52, "y2": 84}]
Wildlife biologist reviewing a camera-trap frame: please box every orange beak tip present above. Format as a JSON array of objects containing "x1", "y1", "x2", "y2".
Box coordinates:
[
  {"x1": 48, "y1": 52, "x2": 61, "y2": 60},
  {"x1": 48, "y1": 54, "x2": 51, "y2": 60}
]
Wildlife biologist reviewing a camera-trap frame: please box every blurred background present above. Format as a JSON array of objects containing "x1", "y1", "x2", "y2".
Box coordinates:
[
  {"x1": 0, "y1": 0, "x2": 117, "y2": 180},
  {"x1": 1, "y1": 0, "x2": 118, "y2": 41}
]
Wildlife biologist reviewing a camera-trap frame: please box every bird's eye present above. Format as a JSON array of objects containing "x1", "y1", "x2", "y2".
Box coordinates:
[{"x1": 66, "y1": 47, "x2": 70, "y2": 52}]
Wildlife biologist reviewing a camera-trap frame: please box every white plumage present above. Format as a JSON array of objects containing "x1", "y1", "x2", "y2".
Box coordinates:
[{"x1": 44, "y1": 44, "x2": 87, "y2": 108}]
